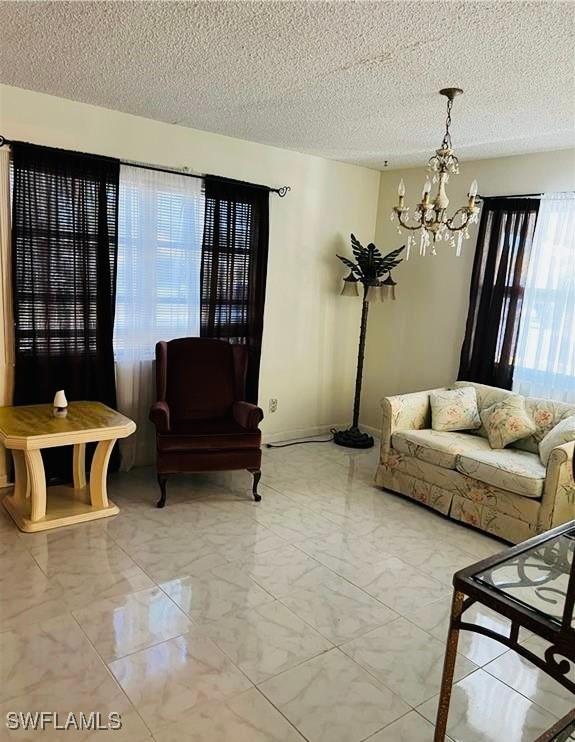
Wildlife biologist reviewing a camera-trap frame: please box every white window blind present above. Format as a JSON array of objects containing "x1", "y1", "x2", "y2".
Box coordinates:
[{"x1": 114, "y1": 165, "x2": 205, "y2": 361}]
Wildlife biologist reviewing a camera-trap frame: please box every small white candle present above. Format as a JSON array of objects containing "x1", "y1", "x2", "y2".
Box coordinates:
[
  {"x1": 421, "y1": 180, "x2": 432, "y2": 204},
  {"x1": 468, "y1": 179, "x2": 478, "y2": 208}
]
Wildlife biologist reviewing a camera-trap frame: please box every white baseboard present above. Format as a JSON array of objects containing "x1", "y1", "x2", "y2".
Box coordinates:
[{"x1": 263, "y1": 423, "x2": 379, "y2": 445}]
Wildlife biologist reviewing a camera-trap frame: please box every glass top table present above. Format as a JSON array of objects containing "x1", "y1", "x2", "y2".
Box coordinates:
[
  {"x1": 534, "y1": 708, "x2": 575, "y2": 742},
  {"x1": 433, "y1": 520, "x2": 575, "y2": 742},
  {"x1": 474, "y1": 526, "x2": 575, "y2": 628}
]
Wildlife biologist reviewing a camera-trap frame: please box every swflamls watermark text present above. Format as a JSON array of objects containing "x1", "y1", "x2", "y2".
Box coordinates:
[{"x1": 6, "y1": 711, "x2": 122, "y2": 731}]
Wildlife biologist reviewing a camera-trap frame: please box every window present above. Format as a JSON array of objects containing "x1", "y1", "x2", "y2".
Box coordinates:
[
  {"x1": 10, "y1": 142, "x2": 119, "y2": 409},
  {"x1": 113, "y1": 165, "x2": 205, "y2": 362},
  {"x1": 458, "y1": 198, "x2": 539, "y2": 389},
  {"x1": 513, "y1": 193, "x2": 575, "y2": 403},
  {"x1": 200, "y1": 176, "x2": 269, "y2": 402}
]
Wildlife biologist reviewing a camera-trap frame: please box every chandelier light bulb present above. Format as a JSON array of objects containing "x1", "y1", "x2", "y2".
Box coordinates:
[
  {"x1": 469, "y1": 179, "x2": 478, "y2": 197},
  {"x1": 398, "y1": 179, "x2": 405, "y2": 197}
]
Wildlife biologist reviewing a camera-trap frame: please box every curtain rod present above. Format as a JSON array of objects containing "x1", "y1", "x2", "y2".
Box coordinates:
[
  {"x1": 478, "y1": 191, "x2": 575, "y2": 202},
  {"x1": 478, "y1": 192, "x2": 542, "y2": 199},
  {"x1": 0, "y1": 135, "x2": 291, "y2": 197}
]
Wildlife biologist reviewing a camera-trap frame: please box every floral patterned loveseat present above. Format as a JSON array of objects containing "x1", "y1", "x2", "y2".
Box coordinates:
[{"x1": 375, "y1": 381, "x2": 575, "y2": 543}]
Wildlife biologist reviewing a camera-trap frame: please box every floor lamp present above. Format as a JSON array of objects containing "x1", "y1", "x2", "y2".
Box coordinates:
[{"x1": 334, "y1": 234, "x2": 404, "y2": 449}]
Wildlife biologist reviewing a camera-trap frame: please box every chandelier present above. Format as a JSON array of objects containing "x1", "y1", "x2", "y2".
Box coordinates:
[{"x1": 391, "y1": 88, "x2": 479, "y2": 256}]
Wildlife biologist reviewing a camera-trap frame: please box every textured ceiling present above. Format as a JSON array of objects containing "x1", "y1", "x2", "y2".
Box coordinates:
[{"x1": 0, "y1": 1, "x2": 573, "y2": 169}]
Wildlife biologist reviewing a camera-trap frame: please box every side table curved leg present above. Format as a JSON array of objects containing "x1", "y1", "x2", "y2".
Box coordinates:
[
  {"x1": 89, "y1": 438, "x2": 116, "y2": 509},
  {"x1": 11, "y1": 450, "x2": 30, "y2": 508},
  {"x1": 73, "y1": 443, "x2": 87, "y2": 490},
  {"x1": 25, "y1": 450, "x2": 47, "y2": 523}
]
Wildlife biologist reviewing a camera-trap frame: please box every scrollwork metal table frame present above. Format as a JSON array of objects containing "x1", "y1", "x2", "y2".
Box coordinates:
[{"x1": 434, "y1": 520, "x2": 575, "y2": 742}]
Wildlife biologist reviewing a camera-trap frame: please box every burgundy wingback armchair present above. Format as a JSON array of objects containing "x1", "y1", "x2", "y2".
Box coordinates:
[{"x1": 149, "y1": 338, "x2": 264, "y2": 508}]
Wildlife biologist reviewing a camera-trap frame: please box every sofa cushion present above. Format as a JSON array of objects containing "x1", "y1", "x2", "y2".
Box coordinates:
[
  {"x1": 391, "y1": 429, "x2": 492, "y2": 470},
  {"x1": 480, "y1": 396, "x2": 536, "y2": 449},
  {"x1": 523, "y1": 398, "x2": 575, "y2": 447},
  {"x1": 454, "y1": 381, "x2": 575, "y2": 453},
  {"x1": 456, "y1": 449, "x2": 545, "y2": 498},
  {"x1": 538, "y1": 415, "x2": 575, "y2": 465},
  {"x1": 430, "y1": 387, "x2": 481, "y2": 432},
  {"x1": 157, "y1": 418, "x2": 261, "y2": 452}
]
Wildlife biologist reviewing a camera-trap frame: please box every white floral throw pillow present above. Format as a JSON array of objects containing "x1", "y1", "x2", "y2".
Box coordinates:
[
  {"x1": 480, "y1": 395, "x2": 536, "y2": 449},
  {"x1": 430, "y1": 387, "x2": 481, "y2": 432},
  {"x1": 538, "y1": 415, "x2": 575, "y2": 466}
]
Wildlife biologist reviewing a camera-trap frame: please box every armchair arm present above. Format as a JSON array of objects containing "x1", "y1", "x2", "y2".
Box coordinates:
[
  {"x1": 233, "y1": 401, "x2": 263, "y2": 430},
  {"x1": 540, "y1": 441, "x2": 575, "y2": 531},
  {"x1": 149, "y1": 401, "x2": 171, "y2": 434},
  {"x1": 380, "y1": 388, "x2": 448, "y2": 461}
]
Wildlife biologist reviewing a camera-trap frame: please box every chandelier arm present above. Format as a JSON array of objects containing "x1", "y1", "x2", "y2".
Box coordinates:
[
  {"x1": 396, "y1": 211, "x2": 424, "y2": 231},
  {"x1": 445, "y1": 208, "x2": 473, "y2": 232},
  {"x1": 421, "y1": 209, "x2": 439, "y2": 229}
]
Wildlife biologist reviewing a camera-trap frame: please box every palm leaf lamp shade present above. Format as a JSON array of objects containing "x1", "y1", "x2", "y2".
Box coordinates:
[{"x1": 335, "y1": 235, "x2": 404, "y2": 448}]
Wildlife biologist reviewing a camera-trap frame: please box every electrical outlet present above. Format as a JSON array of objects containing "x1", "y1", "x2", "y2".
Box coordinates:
[{"x1": 269, "y1": 398, "x2": 278, "y2": 413}]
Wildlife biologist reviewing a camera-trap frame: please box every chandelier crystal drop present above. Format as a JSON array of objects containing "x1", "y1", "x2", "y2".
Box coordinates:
[{"x1": 392, "y1": 88, "x2": 480, "y2": 256}]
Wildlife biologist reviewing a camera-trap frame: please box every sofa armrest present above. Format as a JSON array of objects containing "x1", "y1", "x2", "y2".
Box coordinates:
[
  {"x1": 149, "y1": 401, "x2": 171, "y2": 434},
  {"x1": 540, "y1": 441, "x2": 575, "y2": 531},
  {"x1": 379, "y1": 388, "x2": 448, "y2": 461},
  {"x1": 233, "y1": 401, "x2": 264, "y2": 430}
]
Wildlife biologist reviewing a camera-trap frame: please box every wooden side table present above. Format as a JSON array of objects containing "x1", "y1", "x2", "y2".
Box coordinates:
[{"x1": 0, "y1": 402, "x2": 135, "y2": 532}]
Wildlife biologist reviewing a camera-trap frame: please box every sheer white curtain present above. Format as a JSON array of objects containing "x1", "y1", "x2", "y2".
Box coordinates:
[
  {"x1": 114, "y1": 165, "x2": 205, "y2": 469},
  {"x1": 513, "y1": 193, "x2": 575, "y2": 403}
]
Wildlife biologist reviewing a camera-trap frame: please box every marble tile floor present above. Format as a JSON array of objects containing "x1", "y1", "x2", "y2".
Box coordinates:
[{"x1": 0, "y1": 440, "x2": 571, "y2": 741}]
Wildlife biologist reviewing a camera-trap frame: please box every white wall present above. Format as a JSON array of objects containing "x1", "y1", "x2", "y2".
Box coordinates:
[
  {"x1": 0, "y1": 83, "x2": 381, "y2": 440},
  {"x1": 361, "y1": 148, "x2": 575, "y2": 431}
]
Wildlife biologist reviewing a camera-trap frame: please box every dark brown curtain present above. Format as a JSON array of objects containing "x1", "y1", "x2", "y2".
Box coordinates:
[
  {"x1": 11, "y1": 142, "x2": 120, "y2": 477},
  {"x1": 458, "y1": 197, "x2": 540, "y2": 388},
  {"x1": 200, "y1": 176, "x2": 270, "y2": 403}
]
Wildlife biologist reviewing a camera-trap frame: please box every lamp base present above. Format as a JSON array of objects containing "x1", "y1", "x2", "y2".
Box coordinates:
[{"x1": 333, "y1": 426, "x2": 374, "y2": 449}]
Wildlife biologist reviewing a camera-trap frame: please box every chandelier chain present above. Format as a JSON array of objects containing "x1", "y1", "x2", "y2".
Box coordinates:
[{"x1": 442, "y1": 97, "x2": 453, "y2": 150}]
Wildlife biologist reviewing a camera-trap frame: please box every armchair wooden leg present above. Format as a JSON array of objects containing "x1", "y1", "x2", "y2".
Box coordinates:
[
  {"x1": 249, "y1": 469, "x2": 262, "y2": 502},
  {"x1": 157, "y1": 475, "x2": 168, "y2": 508}
]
